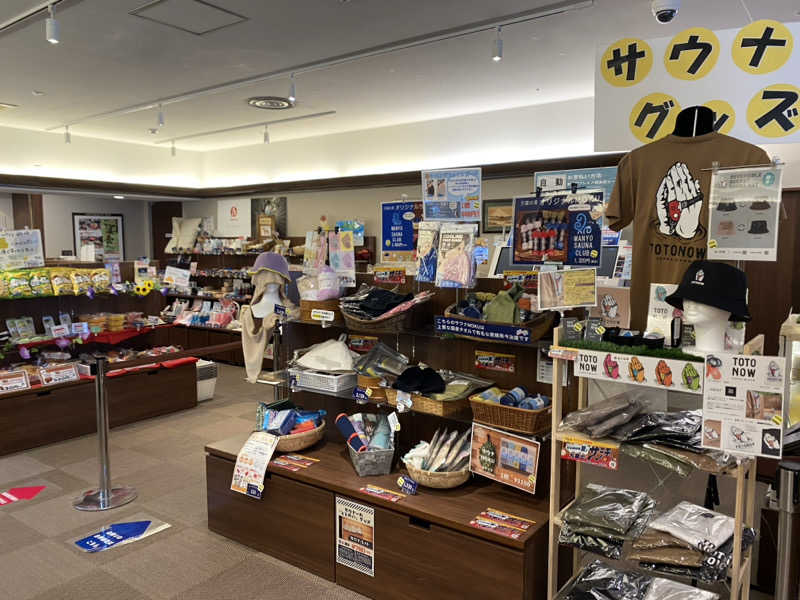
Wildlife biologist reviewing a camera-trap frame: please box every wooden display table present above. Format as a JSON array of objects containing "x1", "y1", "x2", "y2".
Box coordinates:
[
  {"x1": 0, "y1": 360, "x2": 198, "y2": 456},
  {"x1": 206, "y1": 434, "x2": 551, "y2": 600}
]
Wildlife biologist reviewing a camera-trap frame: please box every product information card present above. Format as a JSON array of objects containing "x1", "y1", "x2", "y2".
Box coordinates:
[
  {"x1": 230, "y1": 432, "x2": 279, "y2": 499},
  {"x1": 707, "y1": 165, "x2": 782, "y2": 261},
  {"x1": 702, "y1": 352, "x2": 785, "y2": 458},
  {"x1": 422, "y1": 168, "x2": 481, "y2": 221},
  {"x1": 336, "y1": 497, "x2": 375, "y2": 577}
]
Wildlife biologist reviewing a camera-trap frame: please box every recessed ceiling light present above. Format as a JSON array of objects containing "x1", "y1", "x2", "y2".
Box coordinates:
[
  {"x1": 33, "y1": 164, "x2": 42, "y2": 168},
  {"x1": 247, "y1": 96, "x2": 293, "y2": 110},
  {"x1": 113, "y1": 195, "x2": 125, "y2": 200},
  {"x1": 31, "y1": 90, "x2": 46, "y2": 96},
  {"x1": 148, "y1": 128, "x2": 159, "y2": 134}
]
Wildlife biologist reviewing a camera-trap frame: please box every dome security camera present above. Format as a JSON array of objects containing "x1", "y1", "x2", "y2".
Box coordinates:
[{"x1": 651, "y1": 0, "x2": 680, "y2": 23}]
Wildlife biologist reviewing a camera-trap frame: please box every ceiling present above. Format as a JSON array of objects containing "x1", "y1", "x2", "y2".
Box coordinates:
[{"x1": 0, "y1": 0, "x2": 797, "y2": 152}]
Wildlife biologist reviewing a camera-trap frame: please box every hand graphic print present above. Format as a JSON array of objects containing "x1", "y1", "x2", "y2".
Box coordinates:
[{"x1": 656, "y1": 162, "x2": 703, "y2": 239}]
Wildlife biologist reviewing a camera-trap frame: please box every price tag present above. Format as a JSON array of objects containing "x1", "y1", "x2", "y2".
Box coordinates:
[
  {"x1": 352, "y1": 387, "x2": 370, "y2": 404},
  {"x1": 39, "y1": 364, "x2": 79, "y2": 386},
  {"x1": 0, "y1": 370, "x2": 30, "y2": 393},
  {"x1": 396, "y1": 390, "x2": 413, "y2": 409},
  {"x1": 311, "y1": 309, "x2": 335, "y2": 322},
  {"x1": 274, "y1": 304, "x2": 287, "y2": 317},
  {"x1": 50, "y1": 324, "x2": 70, "y2": 338},
  {"x1": 503, "y1": 270, "x2": 537, "y2": 291},
  {"x1": 387, "y1": 411, "x2": 401, "y2": 432},
  {"x1": 71, "y1": 322, "x2": 90, "y2": 336},
  {"x1": 373, "y1": 267, "x2": 406, "y2": 285}
]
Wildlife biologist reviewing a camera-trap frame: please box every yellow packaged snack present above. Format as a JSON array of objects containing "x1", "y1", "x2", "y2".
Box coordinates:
[
  {"x1": 50, "y1": 268, "x2": 74, "y2": 295},
  {"x1": 70, "y1": 269, "x2": 92, "y2": 295},
  {"x1": 6, "y1": 271, "x2": 33, "y2": 298},
  {"x1": 29, "y1": 268, "x2": 54, "y2": 296},
  {"x1": 90, "y1": 268, "x2": 111, "y2": 293}
]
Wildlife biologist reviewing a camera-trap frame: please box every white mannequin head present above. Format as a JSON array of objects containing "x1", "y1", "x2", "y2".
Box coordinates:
[{"x1": 683, "y1": 299, "x2": 730, "y2": 353}]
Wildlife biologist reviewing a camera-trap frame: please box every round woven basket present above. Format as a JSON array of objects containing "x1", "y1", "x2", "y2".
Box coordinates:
[
  {"x1": 405, "y1": 463, "x2": 470, "y2": 489},
  {"x1": 276, "y1": 421, "x2": 326, "y2": 453}
]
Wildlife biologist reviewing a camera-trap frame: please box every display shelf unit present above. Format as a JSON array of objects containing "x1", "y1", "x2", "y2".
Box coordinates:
[
  {"x1": 206, "y1": 434, "x2": 551, "y2": 600},
  {"x1": 546, "y1": 329, "x2": 758, "y2": 600}
]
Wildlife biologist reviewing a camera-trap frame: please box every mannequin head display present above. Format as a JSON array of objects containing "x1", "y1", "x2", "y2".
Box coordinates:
[
  {"x1": 241, "y1": 252, "x2": 297, "y2": 383},
  {"x1": 248, "y1": 252, "x2": 296, "y2": 320},
  {"x1": 665, "y1": 260, "x2": 750, "y2": 354}
]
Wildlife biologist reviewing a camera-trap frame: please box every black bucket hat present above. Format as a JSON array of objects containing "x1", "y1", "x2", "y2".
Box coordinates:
[
  {"x1": 717, "y1": 201, "x2": 738, "y2": 212},
  {"x1": 748, "y1": 220, "x2": 769, "y2": 235},
  {"x1": 665, "y1": 260, "x2": 750, "y2": 322}
]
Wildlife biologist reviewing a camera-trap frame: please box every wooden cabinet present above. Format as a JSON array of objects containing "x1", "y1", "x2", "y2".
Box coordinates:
[
  {"x1": 205, "y1": 437, "x2": 548, "y2": 600},
  {"x1": 336, "y1": 501, "x2": 532, "y2": 600},
  {"x1": 206, "y1": 454, "x2": 335, "y2": 581}
]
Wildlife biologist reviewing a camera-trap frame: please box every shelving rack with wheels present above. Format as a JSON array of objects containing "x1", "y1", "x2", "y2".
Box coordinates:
[{"x1": 546, "y1": 328, "x2": 758, "y2": 600}]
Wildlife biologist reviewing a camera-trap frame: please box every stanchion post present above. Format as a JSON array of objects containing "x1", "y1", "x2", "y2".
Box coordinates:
[{"x1": 73, "y1": 355, "x2": 137, "y2": 511}]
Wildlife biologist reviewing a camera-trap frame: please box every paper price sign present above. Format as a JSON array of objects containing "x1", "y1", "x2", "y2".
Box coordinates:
[
  {"x1": 311, "y1": 309, "x2": 335, "y2": 322},
  {"x1": 561, "y1": 435, "x2": 620, "y2": 470},
  {"x1": 373, "y1": 267, "x2": 406, "y2": 284},
  {"x1": 503, "y1": 270, "x2": 538, "y2": 291},
  {"x1": 40, "y1": 364, "x2": 79, "y2": 386},
  {"x1": 0, "y1": 370, "x2": 30, "y2": 394}
]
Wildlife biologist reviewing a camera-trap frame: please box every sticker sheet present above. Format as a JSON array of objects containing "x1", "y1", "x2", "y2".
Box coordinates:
[{"x1": 702, "y1": 352, "x2": 785, "y2": 458}]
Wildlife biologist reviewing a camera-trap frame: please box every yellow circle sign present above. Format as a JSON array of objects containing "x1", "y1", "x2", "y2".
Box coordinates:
[
  {"x1": 747, "y1": 84, "x2": 800, "y2": 138},
  {"x1": 732, "y1": 20, "x2": 793, "y2": 74},
  {"x1": 664, "y1": 27, "x2": 720, "y2": 80},
  {"x1": 703, "y1": 100, "x2": 736, "y2": 134},
  {"x1": 600, "y1": 38, "x2": 653, "y2": 87},
  {"x1": 629, "y1": 92, "x2": 680, "y2": 143}
]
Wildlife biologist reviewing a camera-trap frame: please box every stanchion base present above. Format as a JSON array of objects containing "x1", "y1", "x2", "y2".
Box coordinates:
[{"x1": 73, "y1": 486, "x2": 137, "y2": 511}]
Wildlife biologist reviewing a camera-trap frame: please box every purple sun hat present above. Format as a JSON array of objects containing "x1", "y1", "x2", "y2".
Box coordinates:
[{"x1": 249, "y1": 252, "x2": 290, "y2": 281}]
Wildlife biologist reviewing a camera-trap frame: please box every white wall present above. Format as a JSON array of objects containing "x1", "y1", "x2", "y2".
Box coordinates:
[
  {"x1": 0, "y1": 194, "x2": 12, "y2": 230},
  {"x1": 42, "y1": 194, "x2": 150, "y2": 258}
]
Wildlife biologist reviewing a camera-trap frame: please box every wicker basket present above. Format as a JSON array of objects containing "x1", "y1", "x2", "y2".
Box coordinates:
[
  {"x1": 340, "y1": 294, "x2": 432, "y2": 334},
  {"x1": 288, "y1": 368, "x2": 356, "y2": 392},
  {"x1": 384, "y1": 388, "x2": 471, "y2": 417},
  {"x1": 299, "y1": 299, "x2": 344, "y2": 326},
  {"x1": 348, "y1": 444, "x2": 395, "y2": 476},
  {"x1": 356, "y1": 374, "x2": 387, "y2": 400},
  {"x1": 443, "y1": 304, "x2": 556, "y2": 345},
  {"x1": 469, "y1": 391, "x2": 551, "y2": 435},
  {"x1": 276, "y1": 421, "x2": 326, "y2": 452},
  {"x1": 405, "y1": 463, "x2": 470, "y2": 489}
]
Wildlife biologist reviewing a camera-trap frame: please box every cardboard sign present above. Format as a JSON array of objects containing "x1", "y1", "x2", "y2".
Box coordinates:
[
  {"x1": 0, "y1": 370, "x2": 30, "y2": 394},
  {"x1": 373, "y1": 267, "x2": 406, "y2": 285},
  {"x1": 39, "y1": 364, "x2": 79, "y2": 386},
  {"x1": 470, "y1": 423, "x2": 540, "y2": 495},
  {"x1": 474, "y1": 350, "x2": 516, "y2": 373}
]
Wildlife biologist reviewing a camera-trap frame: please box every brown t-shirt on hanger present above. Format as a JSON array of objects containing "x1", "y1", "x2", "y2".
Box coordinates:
[{"x1": 606, "y1": 132, "x2": 769, "y2": 331}]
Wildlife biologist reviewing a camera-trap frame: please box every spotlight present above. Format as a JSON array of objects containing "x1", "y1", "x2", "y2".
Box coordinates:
[
  {"x1": 492, "y1": 26, "x2": 503, "y2": 62},
  {"x1": 45, "y1": 4, "x2": 59, "y2": 44},
  {"x1": 263, "y1": 124, "x2": 270, "y2": 144},
  {"x1": 171, "y1": 141, "x2": 176, "y2": 157},
  {"x1": 113, "y1": 195, "x2": 125, "y2": 200},
  {"x1": 157, "y1": 104, "x2": 165, "y2": 128},
  {"x1": 64, "y1": 125, "x2": 71, "y2": 144},
  {"x1": 288, "y1": 74, "x2": 296, "y2": 105}
]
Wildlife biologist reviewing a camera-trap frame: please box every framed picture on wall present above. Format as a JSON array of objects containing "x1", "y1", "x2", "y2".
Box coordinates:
[
  {"x1": 72, "y1": 213, "x2": 125, "y2": 261},
  {"x1": 481, "y1": 199, "x2": 513, "y2": 233}
]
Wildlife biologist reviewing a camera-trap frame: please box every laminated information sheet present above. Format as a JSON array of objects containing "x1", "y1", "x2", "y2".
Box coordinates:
[
  {"x1": 702, "y1": 352, "x2": 785, "y2": 458},
  {"x1": 230, "y1": 432, "x2": 279, "y2": 499},
  {"x1": 707, "y1": 165, "x2": 782, "y2": 261},
  {"x1": 336, "y1": 497, "x2": 375, "y2": 577}
]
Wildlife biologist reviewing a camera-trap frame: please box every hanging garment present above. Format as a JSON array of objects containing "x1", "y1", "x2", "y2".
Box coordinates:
[{"x1": 240, "y1": 305, "x2": 271, "y2": 384}]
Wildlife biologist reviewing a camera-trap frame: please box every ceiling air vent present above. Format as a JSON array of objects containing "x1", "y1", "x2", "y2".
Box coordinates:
[
  {"x1": 247, "y1": 96, "x2": 293, "y2": 110},
  {"x1": 130, "y1": 0, "x2": 248, "y2": 36}
]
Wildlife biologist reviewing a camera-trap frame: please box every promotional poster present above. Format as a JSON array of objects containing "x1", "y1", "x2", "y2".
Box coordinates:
[
  {"x1": 470, "y1": 423, "x2": 540, "y2": 494},
  {"x1": 422, "y1": 168, "x2": 482, "y2": 221}
]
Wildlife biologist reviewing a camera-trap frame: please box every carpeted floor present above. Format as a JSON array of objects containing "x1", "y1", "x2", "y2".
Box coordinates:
[{"x1": 0, "y1": 364, "x2": 368, "y2": 600}]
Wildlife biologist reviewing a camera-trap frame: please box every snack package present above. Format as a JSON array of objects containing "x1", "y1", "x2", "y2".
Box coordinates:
[
  {"x1": 70, "y1": 269, "x2": 92, "y2": 295},
  {"x1": 6, "y1": 271, "x2": 33, "y2": 298},
  {"x1": 50, "y1": 268, "x2": 74, "y2": 296},
  {"x1": 90, "y1": 268, "x2": 111, "y2": 293},
  {"x1": 29, "y1": 269, "x2": 54, "y2": 297},
  {"x1": 416, "y1": 221, "x2": 441, "y2": 283}
]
